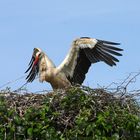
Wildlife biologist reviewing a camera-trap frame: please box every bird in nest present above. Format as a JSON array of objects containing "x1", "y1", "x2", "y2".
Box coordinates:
[{"x1": 25, "y1": 37, "x2": 123, "y2": 90}]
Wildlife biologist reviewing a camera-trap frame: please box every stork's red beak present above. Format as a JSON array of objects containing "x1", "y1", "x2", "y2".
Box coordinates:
[
  {"x1": 33, "y1": 56, "x2": 39, "y2": 68},
  {"x1": 33, "y1": 55, "x2": 39, "y2": 68},
  {"x1": 25, "y1": 53, "x2": 40, "y2": 74}
]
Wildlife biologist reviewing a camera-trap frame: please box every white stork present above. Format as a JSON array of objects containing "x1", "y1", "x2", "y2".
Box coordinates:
[{"x1": 25, "y1": 37, "x2": 123, "y2": 89}]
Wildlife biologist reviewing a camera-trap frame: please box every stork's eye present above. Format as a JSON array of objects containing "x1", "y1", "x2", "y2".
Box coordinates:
[{"x1": 38, "y1": 53, "x2": 42, "y2": 58}]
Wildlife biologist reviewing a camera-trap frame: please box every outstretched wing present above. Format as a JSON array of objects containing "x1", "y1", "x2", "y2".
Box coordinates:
[
  {"x1": 25, "y1": 48, "x2": 40, "y2": 82},
  {"x1": 57, "y1": 37, "x2": 123, "y2": 85}
]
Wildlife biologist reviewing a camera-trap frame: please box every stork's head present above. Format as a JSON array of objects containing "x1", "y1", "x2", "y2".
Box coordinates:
[
  {"x1": 32, "y1": 48, "x2": 42, "y2": 58},
  {"x1": 25, "y1": 48, "x2": 44, "y2": 82},
  {"x1": 29, "y1": 48, "x2": 43, "y2": 68},
  {"x1": 25, "y1": 47, "x2": 56, "y2": 83}
]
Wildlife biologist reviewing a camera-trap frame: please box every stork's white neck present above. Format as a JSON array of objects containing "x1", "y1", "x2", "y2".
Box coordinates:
[
  {"x1": 39, "y1": 53, "x2": 56, "y2": 82},
  {"x1": 44, "y1": 53, "x2": 55, "y2": 68}
]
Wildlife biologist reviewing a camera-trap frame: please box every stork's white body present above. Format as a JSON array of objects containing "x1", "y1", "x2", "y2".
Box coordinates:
[
  {"x1": 37, "y1": 53, "x2": 70, "y2": 89},
  {"x1": 25, "y1": 37, "x2": 123, "y2": 90}
]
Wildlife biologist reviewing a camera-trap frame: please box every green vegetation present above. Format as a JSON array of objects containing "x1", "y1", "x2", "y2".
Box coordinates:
[{"x1": 0, "y1": 87, "x2": 140, "y2": 140}]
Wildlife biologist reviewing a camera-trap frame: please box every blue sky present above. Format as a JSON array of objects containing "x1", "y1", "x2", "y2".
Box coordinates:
[{"x1": 0, "y1": 0, "x2": 140, "y2": 92}]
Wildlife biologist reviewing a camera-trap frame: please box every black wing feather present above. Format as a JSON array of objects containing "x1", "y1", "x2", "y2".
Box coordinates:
[
  {"x1": 98, "y1": 39, "x2": 121, "y2": 45},
  {"x1": 68, "y1": 39, "x2": 123, "y2": 85},
  {"x1": 26, "y1": 65, "x2": 39, "y2": 82},
  {"x1": 84, "y1": 40, "x2": 123, "y2": 66},
  {"x1": 97, "y1": 47, "x2": 119, "y2": 62},
  {"x1": 97, "y1": 44, "x2": 122, "y2": 56},
  {"x1": 25, "y1": 57, "x2": 35, "y2": 73},
  {"x1": 68, "y1": 49, "x2": 91, "y2": 85},
  {"x1": 25, "y1": 56, "x2": 39, "y2": 82}
]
